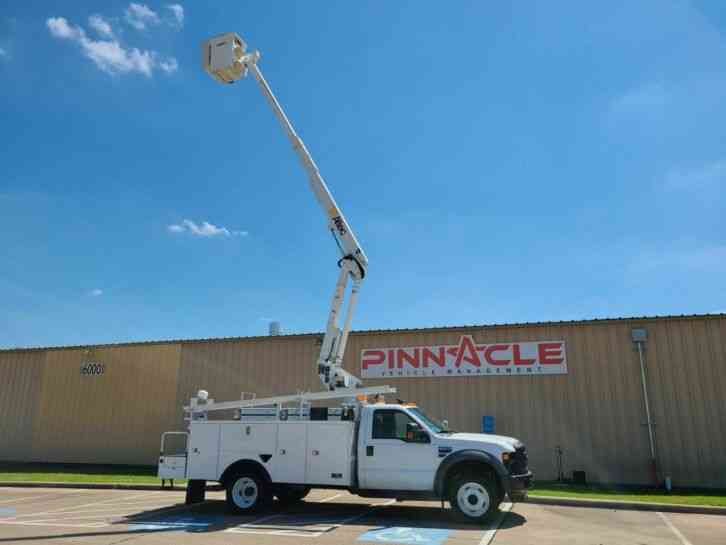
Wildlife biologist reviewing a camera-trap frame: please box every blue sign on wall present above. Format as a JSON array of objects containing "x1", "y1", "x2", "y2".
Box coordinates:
[
  {"x1": 358, "y1": 527, "x2": 450, "y2": 545},
  {"x1": 482, "y1": 415, "x2": 495, "y2": 434}
]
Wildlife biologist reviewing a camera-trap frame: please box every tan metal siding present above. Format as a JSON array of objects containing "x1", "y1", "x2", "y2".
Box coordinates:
[
  {"x1": 30, "y1": 344, "x2": 181, "y2": 465},
  {"x1": 646, "y1": 318, "x2": 726, "y2": 488},
  {"x1": 0, "y1": 314, "x2": 723, "y2": 487},
  {"x1": 176, "y1": 336, "x2": 322, "y2": 428},
  {"x1": 0, "y1": 351, "x2": 45, "y2": 461},
  {"x1": 345, "y1": 317, "x2": 725, "y2": 487}
]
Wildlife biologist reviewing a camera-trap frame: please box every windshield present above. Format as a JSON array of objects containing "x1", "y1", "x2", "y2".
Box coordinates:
[{"x1": 408, "y1": 407, "x2": 448, "y2": 433}]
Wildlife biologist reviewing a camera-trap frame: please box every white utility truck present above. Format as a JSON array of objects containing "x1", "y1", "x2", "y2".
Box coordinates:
[{"x1": 158, "y1": 32, "x2": 532, "y2": 523}]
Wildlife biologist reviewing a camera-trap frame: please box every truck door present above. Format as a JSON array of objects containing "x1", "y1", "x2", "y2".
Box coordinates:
[
  {"x1": 157, "y1": 432, "x2": 188, "y2": 480},
  {"x1": 358, "y1": 409, "x2": 439, "y2": 491}
]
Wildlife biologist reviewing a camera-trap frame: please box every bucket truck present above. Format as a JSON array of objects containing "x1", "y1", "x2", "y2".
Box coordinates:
[{"x1": 157, "y1": 32, "x2": 531, "y2": 523}]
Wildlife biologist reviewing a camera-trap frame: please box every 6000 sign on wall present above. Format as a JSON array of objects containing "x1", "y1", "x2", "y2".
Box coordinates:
[{"x1": 80, "y1": 362, "x2": 105, "y2": 376}]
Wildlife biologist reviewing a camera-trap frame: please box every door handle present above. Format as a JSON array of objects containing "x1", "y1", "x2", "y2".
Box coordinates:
[
  {"x1": 312, "y1": 449, "x2": 320, "y2": 456},
  {"x1": 366, "y1": 445, "x2": 374, "y2": 456}
]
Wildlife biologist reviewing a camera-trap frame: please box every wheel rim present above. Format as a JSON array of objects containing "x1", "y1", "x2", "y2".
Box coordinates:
[
  {"x1": 232, "y1": 477, "x2": 258, "y2": 509},
  {"x1": 456, "y1": 482, "x2": 490, "y2": 518}
]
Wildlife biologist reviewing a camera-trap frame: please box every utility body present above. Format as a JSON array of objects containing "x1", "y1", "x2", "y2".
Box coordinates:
[{"x1": 157, "y1": 32, "x2": 532, "y2": 523}]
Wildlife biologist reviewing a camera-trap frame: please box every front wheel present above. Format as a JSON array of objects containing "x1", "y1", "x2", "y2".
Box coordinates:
[
  {"x1": 449, "y1": 475, "x2": 500, "y2": 523},
  {"x1": 225, "y1": 472, "x2": 271, "y2": 514}
]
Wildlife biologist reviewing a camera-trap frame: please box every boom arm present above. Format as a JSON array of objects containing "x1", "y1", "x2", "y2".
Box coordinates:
[{"x1": 223, "y1": 44, "x2": 367, "y2": 390}]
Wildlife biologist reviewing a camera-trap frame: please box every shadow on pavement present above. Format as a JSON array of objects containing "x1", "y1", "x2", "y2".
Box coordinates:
[
  {"x1": 0, "y1": 497, "x2": 527, "y2": 542},
  {"x1": 499, "y1": 511, "x2": 527, "y2": 530}
]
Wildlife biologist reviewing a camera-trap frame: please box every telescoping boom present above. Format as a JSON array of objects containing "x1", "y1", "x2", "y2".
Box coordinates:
[{"x1": 202, "y1": 33, "x2": 367, "y2": 391}]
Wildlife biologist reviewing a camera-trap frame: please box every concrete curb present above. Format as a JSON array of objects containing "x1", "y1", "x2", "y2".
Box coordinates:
[
  {"x1": 0, "y1": 481, "x2": 223, "y2": 492},
  {"x1": 526, "y1": 495, "x2": 726, "y2": 516}
]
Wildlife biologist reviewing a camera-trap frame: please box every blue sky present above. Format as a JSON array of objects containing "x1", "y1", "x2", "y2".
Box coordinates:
[{"x1": 1, "y1": 1, "x2": 725, "y2": 348}]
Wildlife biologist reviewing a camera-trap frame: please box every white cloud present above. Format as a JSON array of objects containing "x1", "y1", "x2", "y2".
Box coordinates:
[
  {"x1": 88, "y1": 14, "x2": 114, "y2": 39},
  {"x1": 125, "y1": 3, "x2": 160, "y2": 30},
  {"x1": 46, "y1": 16, "x2": 177, "y2": 77},
  {"x1": 168, "y1": 219, "x2": 248, "y2": 238},
  {"x1": 89, "y1": 288, "x2": 103, "y2": 297},
  {"x1": 665, "y1": 160, "x2": 726, "y2": 191},
  {"x1": 0, "y1": 47, "x2": 7, "y2": 58},
  {"x1": 158, "y1": 57, "x2": 178, "y2": 73},
  {"x1": 166, "y1": 4, "x2": 184, "y2": 27},
  {"x1": 47, "y1": 17, "x2": 82, "y2": 40}
]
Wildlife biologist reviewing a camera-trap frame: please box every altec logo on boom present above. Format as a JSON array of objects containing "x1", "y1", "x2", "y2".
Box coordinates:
[{"x1": 360, "y1": 336, "x2": 567, "y2": 378}]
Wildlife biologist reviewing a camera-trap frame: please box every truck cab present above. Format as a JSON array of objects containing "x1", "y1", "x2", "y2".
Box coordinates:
[{"x1": 356, "y1": 403, "x2": 531, "y2": 520}]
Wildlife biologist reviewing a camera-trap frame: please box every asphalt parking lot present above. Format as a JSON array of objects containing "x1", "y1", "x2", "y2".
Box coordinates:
[{"x1": 0, "y1": 487, "x2": 724, "y2": 545}]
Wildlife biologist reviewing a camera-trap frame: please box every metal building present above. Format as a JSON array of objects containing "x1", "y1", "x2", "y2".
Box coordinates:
[{"x1": 1, "y1": 314, "x2": 724, "y2": 488}]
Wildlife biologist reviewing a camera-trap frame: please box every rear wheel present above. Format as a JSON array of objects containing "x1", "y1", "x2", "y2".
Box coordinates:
[
  {"x1": 225, "y1": 472, "x2": 271, "y2": 514},
  {"x1": 275, "y1": 485, "x2": 311, "y2": 505},
  {"x1": 449, "y1": 474, "x2": 500, "y2": 523}
]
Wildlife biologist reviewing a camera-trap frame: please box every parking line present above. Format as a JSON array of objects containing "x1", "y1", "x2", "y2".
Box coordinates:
[
  {"x1": 318, "y1": 494, "x2": 343, "y2": 503},
  {"x1": 6, "y1": 491, "x2": 164, "y2": 519},
  {"x1": 228, "y1": 497, "x2": 397, "y2": 538},
  {"x1": 0, "y1": 492, "x2": 75, "y2": 506},
  {"x1": 234, "y1": 512, "x2": 284, "y2": 529},
  {"x1": 657, "y1": 512, "x2": 693, "y2": 545},
  {"x1": 3, "y1": 488, "x2": 188, "y2": 527},
  {"x1": 0, "y1": 520, "x2": 107, "y2": 529},
  {"x1": 27, "y1": 513, "x2": 152, "y2": 521},
  {"x1": 55, "y1": 500, "x2": 182, "y2": 514},
  {"x1": 3, "y1": 493, "x2": 199, "y2": 529},
  {"x1": 478, "y1": 502, "x2": 512, "y2": 545}
]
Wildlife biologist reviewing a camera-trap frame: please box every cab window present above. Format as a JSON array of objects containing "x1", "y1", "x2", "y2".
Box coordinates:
[{"x1": 372, "y1": 409, "x2": 417, "y2": 440}]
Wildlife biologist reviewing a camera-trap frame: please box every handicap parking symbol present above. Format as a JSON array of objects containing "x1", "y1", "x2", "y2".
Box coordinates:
[
  {"x1": 357, "y1": 527, "x2": 450, "y2": 545},
  {"x1": 127, "y1": 515, "x2": 219, "y2": 532}
]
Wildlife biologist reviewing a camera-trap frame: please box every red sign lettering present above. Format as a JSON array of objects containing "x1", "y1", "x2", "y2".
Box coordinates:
[
  {"x1": 484, "y1": 344, "x2": 511, "y2": 365},
  {"x1": 538, "y1": 342, "x2": 564, "y2": 364},
  {"x1": 512, "y1": 344, "x2": 535, "y2": 365},
  {"x1": 361, "y1": 337, "x2": 567, "y2": 378}
]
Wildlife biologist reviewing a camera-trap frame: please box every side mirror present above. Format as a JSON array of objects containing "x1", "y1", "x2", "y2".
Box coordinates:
[
  {"x1": 405, "y1": 422, "x2": 430, "y2": 443},
  {"x1": 442, "y1": 419, "x2": 449, "y2": 431}
]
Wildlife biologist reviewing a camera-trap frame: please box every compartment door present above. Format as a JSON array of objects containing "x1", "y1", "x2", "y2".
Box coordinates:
[
  {"x1": 271, "y1": 422, "x2": 308, "y2": 484},
  {"x1": 187, "y1": 423, "x2": 221, "y2": 480},
  {"x1": 306, "y1": 423, "x2": 353, "y2": 486}
]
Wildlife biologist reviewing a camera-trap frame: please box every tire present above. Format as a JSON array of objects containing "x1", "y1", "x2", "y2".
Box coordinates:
[
  {"x1": 185, "y1": 479, "x2": 206, "y2": 505},
  {"x1": 449, "y1": 473, "x2": 500, "y2": 523},
  {"x1": 275, "y1": 485, "x2": 311, "y2": 506},
  {"x1": 225, "y1": 471, "x2": 272, "y2": 514}
]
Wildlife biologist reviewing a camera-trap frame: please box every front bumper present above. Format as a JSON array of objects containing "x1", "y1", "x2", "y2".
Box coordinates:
[{"x1": 508, "y1": 471, "x2": 533, "y2": 501}]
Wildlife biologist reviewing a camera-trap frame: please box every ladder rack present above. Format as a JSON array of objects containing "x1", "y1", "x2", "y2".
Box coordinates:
[{"x1": 185, "y1": 385, "x2": 396, "y2": 415}]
